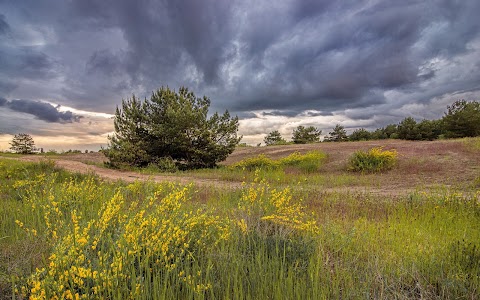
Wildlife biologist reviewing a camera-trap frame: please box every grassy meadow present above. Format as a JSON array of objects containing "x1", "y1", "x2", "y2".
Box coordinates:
[{"x1": 1, "y1": 140, "x2": 480, "y2": 299}]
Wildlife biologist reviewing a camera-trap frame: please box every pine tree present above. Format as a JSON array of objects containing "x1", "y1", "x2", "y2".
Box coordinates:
[
  {"x1": 325, "y1": 124, "x2": 348, "y2": 142},
  {"x1": 103, "y1": 95, "x2": 151, "y2": 167},
  {"x1": 292, "y1": 126, "x2": 321, "y2": 144},
  {"x1": 442, "y1": 100, "x2": 480, "y2": 138},
  {"x1": 264, "y1": 130, "x2": 287, "y2": 145},
  {"x1": 105, "y1": 87, "x2": 241, "y2": 169},
  {"x1": 349, "y1": 128, "x2": 371, "y2": 141},
  {"x1": 9, "y1": 133, "x2": 36, "y2": 154}
]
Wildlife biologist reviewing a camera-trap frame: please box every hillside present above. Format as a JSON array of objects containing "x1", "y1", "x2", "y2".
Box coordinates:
[{"x1": 8, "y1": 138, "x2": 479, "y2": 195}]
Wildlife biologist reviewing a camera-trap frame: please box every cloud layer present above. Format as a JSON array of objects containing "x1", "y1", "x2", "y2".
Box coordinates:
[
  {"x1": 1, "y1": 0, "x2": 480, "y2": 147},
  {"x1": 0, "y1": 98, "x2": 81, "y2": 123}
]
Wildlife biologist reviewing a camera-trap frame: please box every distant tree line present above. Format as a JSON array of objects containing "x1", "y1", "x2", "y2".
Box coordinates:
[{"x1": 264, "y1": 100, "x2": 480, "y2": 145}]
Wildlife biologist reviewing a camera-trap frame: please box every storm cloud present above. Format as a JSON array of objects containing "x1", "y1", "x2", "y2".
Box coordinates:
[
  {"x1": 1, "y1": 0, "x2": 480, "y2": 147},
  {"x1": 0, "y1": 99, "x2": 81, "y2": 123},
  {"x1": 0, "y1": 14, "x2": 9, "y2": 35}
]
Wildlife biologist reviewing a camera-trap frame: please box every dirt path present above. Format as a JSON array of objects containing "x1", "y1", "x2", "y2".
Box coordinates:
[
  {"x1": 4, "y1": 156, "x2": 416, "y2": 197},
  {"x1": 14, "y1": 156, "x2": 242, "y2": 189}
]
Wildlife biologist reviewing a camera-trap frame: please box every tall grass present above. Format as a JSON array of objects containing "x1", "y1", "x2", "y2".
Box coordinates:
[
  {"x1": 1, "y1": 158, "x2": 479, "y2": 299},
  {"x1": 462, "y1": 136, "x2": 480, "y2": 151}
]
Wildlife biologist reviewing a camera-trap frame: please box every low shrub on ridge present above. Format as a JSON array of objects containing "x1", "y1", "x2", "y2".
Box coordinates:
[
  {"x1": 348, "y1": 147, "x2": 397, "y2": 173},
  {"x1": 231, "y1": 151, "x2": 327, "y2": 173}
]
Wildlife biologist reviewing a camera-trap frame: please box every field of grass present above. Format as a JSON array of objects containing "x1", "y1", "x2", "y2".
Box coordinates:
[{"x1": 1, "y1": 140, "x2": 480, "y2": 299}]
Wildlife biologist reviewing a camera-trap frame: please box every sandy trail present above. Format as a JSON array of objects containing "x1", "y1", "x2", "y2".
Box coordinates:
[
  {"x1": 14, "y1": 156, "x2": 242, "y2": 189},
  {"x1": 5, "y1": 156, "x2": 416, "y2": 197}
]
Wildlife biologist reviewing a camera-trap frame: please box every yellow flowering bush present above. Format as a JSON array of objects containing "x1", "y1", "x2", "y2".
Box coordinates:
[
  {"x1": 21, "y1": 183, "x2": 231, "y2": 299},
  {"x1": 234, "y1": 172, "x2": 319, "y2": 272},
  {"x1": 231, "y1": 154, "x2": 279, "y2": 171},
  {"x1": 348, "y1": 146, "x2": 398, "y2": 173},
  {"x1": 279, "y1": 151, "x2": 327, "y2": 173},
  {"x1": 231, "y1": 151, "x2": 327, "y2": 173},
  {"x1": 238, "y1": 171, "x2": 318, "y2": 236}
]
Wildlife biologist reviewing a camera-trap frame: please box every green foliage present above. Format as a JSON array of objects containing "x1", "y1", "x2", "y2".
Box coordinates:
[
  {"x1": 146, "y1": 157, "x2": 179, "y2": 173},
  {"x1": 371, "y1": 124, "x2": 398, "y2": 140},
  {"x1": 264, "y1": 130, "x2": 287, "y2": 146},
  {"x1": 462, "y1": 137, "x2": 480, "y2": 151},
  {"x1": 279, "y1": 151, "x2": 327, "y2": 173},
  {"x1": 348, "y1": 147, "x2": 398, "y2": 173},
  {"x1": 292, "y1": 126, "x2": 321, "y2": 144},
  {"x1": 323, "y1": 100, "x2": 480, "y2": 142},
  {"x1": 325, "y1": 124, "x2": 348, "y2": 142},
  {"x1": 231, "y1": 155, "x2": 279, "y2": 171},
  {"x1": 397, "y1": 117, "x2": 443, "y2": 141},
  {"x1": 105, "y1": 87, "x2": 241, "y2": 169},
  {"x1": 348, "y1": 128, "x2": 372, "y2": 141},
  {"x1": 397, "y1": 117, "x2": 421, "y2": 140},
  {"x1": 417, "y1": 119, "x2": 442, "y2": 140},
  {"x1": 9, "y1": 133, "x2": 36, "y2": 154},
  {"x1": 231, "y1": 151, "x2": 327, "y2": 173},
  {"x1": 443, "y1": 100, "x2": 480, "y2": 138}
]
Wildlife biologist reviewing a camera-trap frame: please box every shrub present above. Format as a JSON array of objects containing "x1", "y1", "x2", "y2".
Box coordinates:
[
  {"x1": 463, "y1": 137, "x2": 480, "y2": 151},
  {"x1": 237, "y1": 171, "x2": 318, "y2": 236},
  {"x1": 231, "y1": 151, "x2": 327, "y2": 173},
  {"x1": 150, "y1": 157, "x2": 178, "y2": 172},
  {"x1": 20, "y1": 183, "x2": 231, "y2": 299},
  {"x1": 348, "y1": 147, "x2": 397, "y2": 173},
  {"x1": 230, "y1": 155, "x2": 279, "y2": 171},
  {"x1": 279, "y1": 151, "x2": 327, "y2": 173}
]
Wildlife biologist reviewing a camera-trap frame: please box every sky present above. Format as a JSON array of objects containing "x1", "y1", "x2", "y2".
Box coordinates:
[{"x1": 1, "y1": 0, "x2": 480, "y2": 151}]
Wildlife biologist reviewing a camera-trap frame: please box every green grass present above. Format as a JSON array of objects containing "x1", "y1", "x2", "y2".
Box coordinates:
[
  {"x1": 0, "y1": 152, "x2": 23, "y2": 158},
  {"x1": 462, "y1": 137, "x2": 480, "y2": 151},
  {"x1": 1, "y1": 158, "x2": 479, "y2": 299},
  {"x1": 230, "y1": 150, "x2": 328, "y2": 173}
]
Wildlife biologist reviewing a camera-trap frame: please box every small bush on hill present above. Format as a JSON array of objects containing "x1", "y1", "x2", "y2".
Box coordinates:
[
  {"x1": 348, "y1": 147, "x2": 397, "y2": 173},
  {"x1": 462, "y1": 137, "x2": 480, "y2": 151},
  {"x1": 231, "y1": 155, "x2": 279, "y2": 171},
  {"x1": 231, "y1": 151, "x2": 327, "y2": 173},
  {"x1": 279, "y1": 151, "x2": 327, "y2": 173}
]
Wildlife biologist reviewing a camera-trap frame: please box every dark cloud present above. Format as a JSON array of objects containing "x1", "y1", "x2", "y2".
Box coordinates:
[
  {"x1": 0, "y1": 99, "x2": 81, "y2": 123},
  {"x1": 1, "y1": 0, "x2": 480, "y2": 126},
  {"x1": 0, "y1": 81, "x2": 17, "y2": 94},
  {"x1": 0, "y1": 14, "x2": 9, "y2": 35},
  {"x1": 86, "y1": 49, "x2": 124, "y2": 76},
  {"x1": 262, "y1": 110, "x2": 299, "y2": 117}
]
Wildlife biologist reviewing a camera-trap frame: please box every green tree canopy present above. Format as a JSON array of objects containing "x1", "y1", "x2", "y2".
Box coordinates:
[
  {"x1": 397, "y1": 117, "x2": 421, "y2": 140},
  {"x1": 264, "y1": 130, "x2": 287, "y2": 146},
  {"x1": 371, "y1": 124, "x2": 398, "y2": 140},
  {"x1": 105, "y1": 87, "x2": 241, "y2": 169},
  {"x1": 417, "y1": 119, "x2": 442, "y2": 140},
  {"x1": 325, "y1": 124, "x2": 348, "y2": 142},
  {"x1": 442, "y1": 100, "x2": 480, "y2": 138},
  {"x1": 9, "y1": 133, "x2": 36, "y2": 154},
  {"x1": 292, "y1": 126, "x2": 321, "y2": 144},
  {"x1": 349, "y1": 128, "x2": 372, "y2": 141}
]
